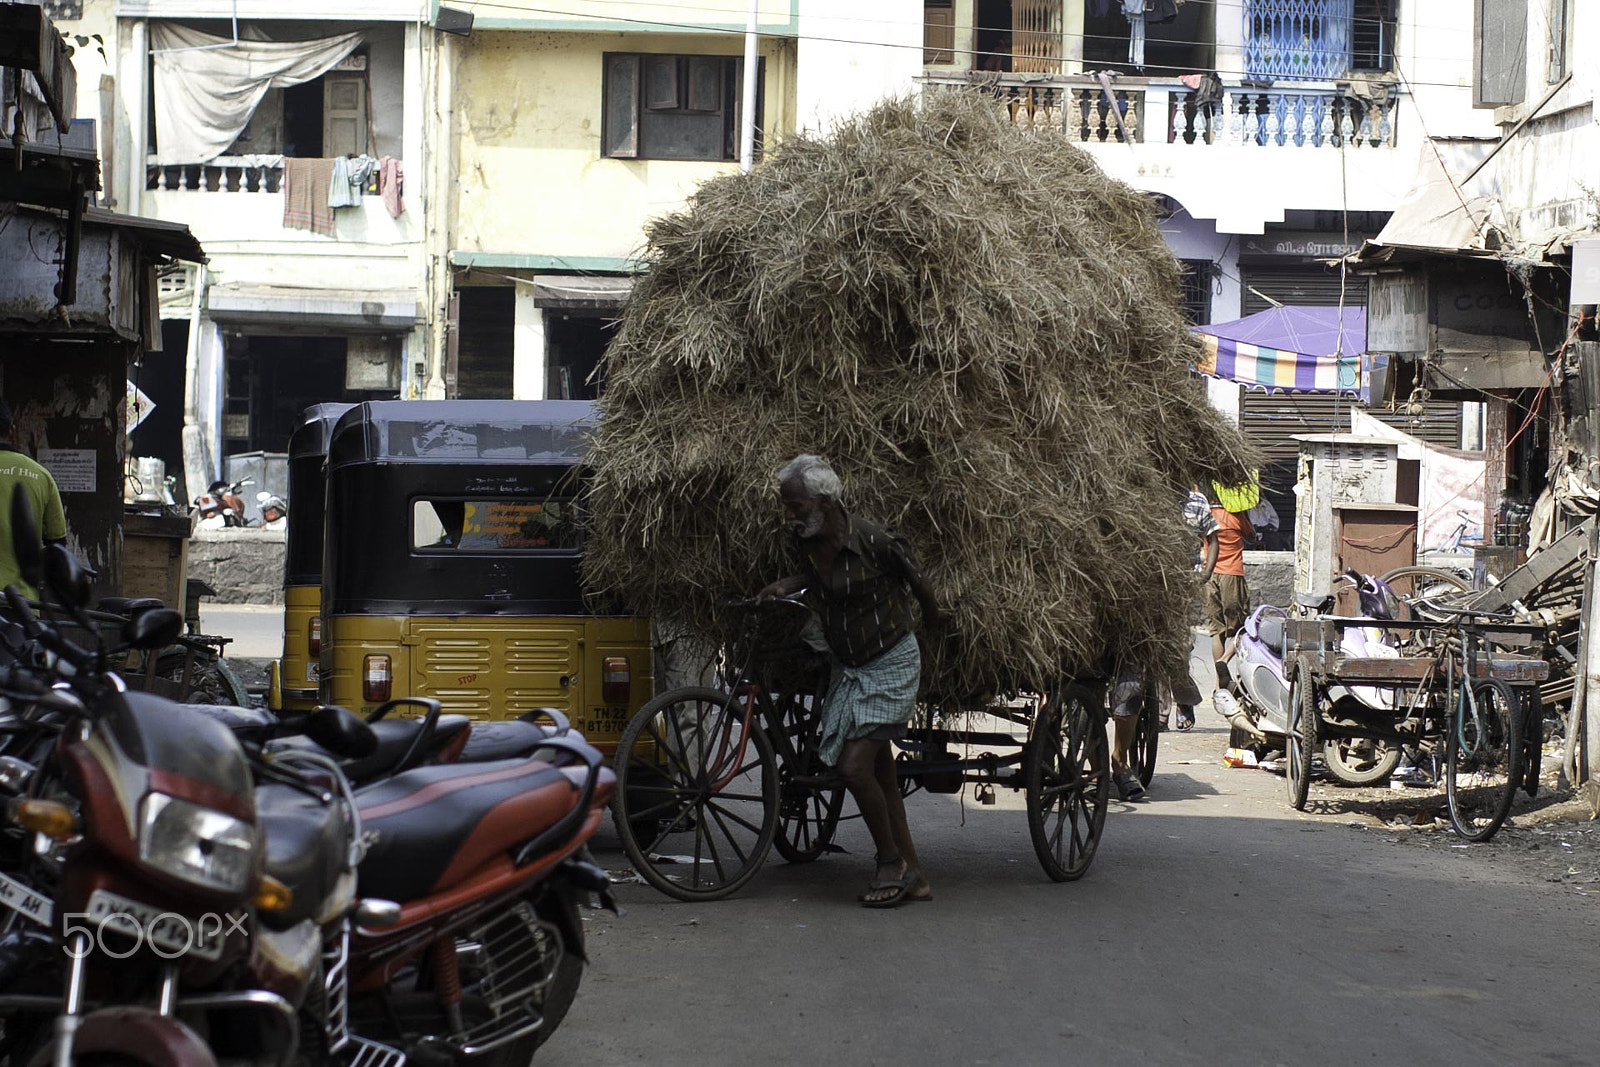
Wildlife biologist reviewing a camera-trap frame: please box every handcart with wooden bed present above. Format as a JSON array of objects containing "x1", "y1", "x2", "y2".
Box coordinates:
[
  {"x1": 1280, "y1": 603, "x2": 1548, "y2": 841},
  {"x1": 611, "y1": 596, "x2": 1115, "y2": 900}
]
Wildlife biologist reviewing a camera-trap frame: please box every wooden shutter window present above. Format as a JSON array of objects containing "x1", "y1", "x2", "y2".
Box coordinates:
[
  {"x1": 687, "y1": 57, "x2": 721, "y2": 113},
  {"x1": 924, "y1": 2, "x2": 956, "y2": 65},
  {"x1": 644, "y1": 54, "x2": 680, "y2": 111},
  {"x1": 603, "y1": 53, "x2": 640, "y2": 158}
]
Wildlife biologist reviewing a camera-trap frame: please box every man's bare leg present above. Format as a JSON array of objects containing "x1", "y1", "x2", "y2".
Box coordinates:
[
  {"x1": 838, "y1": 739, "x2": 908, "y2": 902},
  {"x1": 1111, "y1": 714, "x2": 1138, "y2": 774},
  {"x1": 874, "y1": 743, "x2": 930, "y2": 899}
]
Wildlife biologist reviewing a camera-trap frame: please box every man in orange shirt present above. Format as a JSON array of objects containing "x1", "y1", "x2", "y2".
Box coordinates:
[{"x1": 1205, "y1": 486, "x2": 1254, "y2": 690}]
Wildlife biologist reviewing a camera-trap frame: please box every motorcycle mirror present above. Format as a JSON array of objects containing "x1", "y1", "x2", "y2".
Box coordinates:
[
  {"x1": 41, "y1": 545, "x2": 92, "y2": 608},
  {"x1": 305, "y1": 705, "x2": 378, "y2": 760},
  {"x1": 122, "y1": 607, "x2": 183, "y2": 651},
  {"x1": 9, "y1": 485, "x2": 41, "y2": 590}
]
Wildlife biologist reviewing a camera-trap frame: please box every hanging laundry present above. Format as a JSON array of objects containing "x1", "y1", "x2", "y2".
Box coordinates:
[
  {"x1": 283, "y1": 157, "x2": 338, "y2": 236},
  {"x1": 1147, "y1": 0, "x2": 1182, "y2": 25},
  {"x1": 1089, "y1": 0, "x2": 1115, "y2": 16},
  {"x1": 329, "y1": 155, "x2": 377, "y2": 208},
  {"x1": 1123, "y1": 0, "x2": 1146, "y2": 69},
  {"x1": 378, "y1": 155, "x2": 404, "y2": 219}
]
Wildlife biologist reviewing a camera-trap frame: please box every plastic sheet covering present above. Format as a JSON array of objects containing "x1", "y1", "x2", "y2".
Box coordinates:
[{"x1": 150, "y1": 24, "x2": 363, "y2": 165}]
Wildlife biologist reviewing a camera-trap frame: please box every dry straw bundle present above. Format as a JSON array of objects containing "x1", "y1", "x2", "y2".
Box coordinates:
[{"x1": 584, "y1": 90, "x2": 1253, "y2": 698}]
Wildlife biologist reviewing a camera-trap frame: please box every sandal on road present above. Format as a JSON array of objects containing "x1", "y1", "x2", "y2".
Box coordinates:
[
  {"x1": 859, "y1": 859, "x2": 917, "y2": 908},
  {"x1": 1175, "y1": 706, "x2": 1196, "y2": 732}
]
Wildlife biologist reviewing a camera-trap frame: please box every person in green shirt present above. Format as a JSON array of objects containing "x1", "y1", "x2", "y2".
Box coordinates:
[{"x1": 0, "y1": 401, "x2": 68, "y2": 599}]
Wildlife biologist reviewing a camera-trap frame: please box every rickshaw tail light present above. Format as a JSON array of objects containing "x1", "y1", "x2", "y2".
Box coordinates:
[
  {"x1": 602, "y1": 656, "x2": 630, "y2": 705},
  {"x1": 364, "y1": 655, "x2": 392, "y2": 703},
  {"x1": 308, "y1": 616, "x2": 322, "y2": 656}
]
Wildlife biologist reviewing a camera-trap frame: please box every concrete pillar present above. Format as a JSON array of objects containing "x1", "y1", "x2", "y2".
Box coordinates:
[
  {"x1": 423, "y1": 31, "x2": 456, "y2": 400},
  {"x1": 513, "y1": 288, "x2": 547, "y2": 400},
  {"x1": 1063, "y1": 0, "x2": 1084, "y2": 73},
  {"x1": 1215, "y1": 0, "x2": 1245, "y2": 79},
  {"x1": 125, "y1": 18, "x2": 148, "y2": 218}
]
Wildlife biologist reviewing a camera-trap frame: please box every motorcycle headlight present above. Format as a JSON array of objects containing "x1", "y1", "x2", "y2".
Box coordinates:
[{"x1": 138, "y1": 793, "x2": 257, "y2": 895}]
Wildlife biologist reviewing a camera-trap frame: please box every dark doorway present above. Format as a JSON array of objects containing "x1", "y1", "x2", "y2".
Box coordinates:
[
  {"x1": 545, "y1": 313, "x2": 618, "y2": 400},
  {"x1": 282, "y1": 80, "x2": 324, "y2": 159},
  {"x1": 976, "y1": 0, "x2": 1013, "y2": 71},
  {"x1": 129, "y1": 320, "x2": 189, "y2": 500},
  {"x1": 456, "y1": 287, "x2": 515, "y2": 399}
]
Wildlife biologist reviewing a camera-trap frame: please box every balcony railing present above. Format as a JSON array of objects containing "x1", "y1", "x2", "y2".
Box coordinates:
[
  {"x1": 926, "y1": 74, "x2": 1146, "y2": 144},
  {"x1": 146, "y1": 155, "x2": 285, "y2": 193},
  {"x1": 924, "y1": 74, "x2": 1398, "y2": 150}
]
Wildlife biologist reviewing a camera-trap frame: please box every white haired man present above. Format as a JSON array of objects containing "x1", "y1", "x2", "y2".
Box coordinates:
[{"x1": 759, "y1": 454, "x2": 944, "y2": 908}]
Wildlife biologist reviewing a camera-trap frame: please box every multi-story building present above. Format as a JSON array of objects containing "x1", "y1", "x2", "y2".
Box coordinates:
[
  {"x1": 438, "y1": 1, "x2": 920, "y2": 401},
  {"x1": 921, "y1": 0, "x2": 1497, "y2": 525},
  {"x1": 59, "y1": 0, "x2": 433, "y2": 499}
]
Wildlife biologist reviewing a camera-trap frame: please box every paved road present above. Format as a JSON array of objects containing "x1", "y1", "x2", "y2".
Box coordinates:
[
  {"x1": 199, "y1": 603, "x2": 283, "y2": 660},
  {"x1": 546, "y1": 717, "x2": 1599, "y2": 1067}
]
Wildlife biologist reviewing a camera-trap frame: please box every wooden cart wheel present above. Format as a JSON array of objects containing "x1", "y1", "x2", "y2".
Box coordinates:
[
  {"x1": 1025, "y1": 683, "x2": 1111, "y2": 882},
  {"x1": 1133, "y1": 687, "x2": 1160, "y2": 789},
  {"x1": 1445, "y1": 678, "x2": 1523, "y2": 842},
  {"x1": 1285, "y1": 658, "x2": 1317, "y2": 811},
  {"x1": 612, "y1": 686, "x2": 778, "y2": 901}
]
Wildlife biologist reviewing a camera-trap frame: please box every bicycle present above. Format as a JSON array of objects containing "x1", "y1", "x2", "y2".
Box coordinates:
[{"x1": 611, "y1": 596, "x2": 1112, "y2": 900}]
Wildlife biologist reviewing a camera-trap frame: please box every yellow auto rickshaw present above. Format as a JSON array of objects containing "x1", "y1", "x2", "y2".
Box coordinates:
[
  {"x1": 317, "y1": 400, "x2": 652, "y2": 750},
  {"x1": 269, "y1": 402, "x2": 353, "y2": 713}
]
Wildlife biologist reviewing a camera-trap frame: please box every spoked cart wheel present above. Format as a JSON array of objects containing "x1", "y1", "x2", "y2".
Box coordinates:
[
  {"x1": 1285, "y1": 657, "x2": 1317, "y2": 811},
  {"x1": 1445, "y1": 678, "x2": 1523, "y2": 842},
  {"x1": 772, "y1": 693, "x2": 844, "y2": 863},
  {"x1": 613, "y1": 686, "x2": 779, "y2": 901},
  {"x1": 1132, "y1": 687, "x2": 1160, "y2": 789},
  {"x1": 1025, "y1": 683, "x2": 1111, "y2": 882}
]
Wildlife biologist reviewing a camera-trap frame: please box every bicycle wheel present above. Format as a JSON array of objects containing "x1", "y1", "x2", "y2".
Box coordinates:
[
  {"x1": 1285, "y1": 658, "x2": 1316, "y2": 811},
  {"x1": 1133, "y1": 689, "x2": 1160, "y2": 789},
  {"x1": 769, "y1": 691, "x2": 844, "y2": 863},
  {"x1": 1025, "y1": 684, "x2": 1111, "y2": 882},
  {"x1": 1445, "y1": 678, "x2": 1523, "y2": 842},
  {"x1": 1380, "y1": 566, "x2": 1473, "y2": 624},
  {"x1": 613, "y1": 686, "x2": 779, "y2": 901}
]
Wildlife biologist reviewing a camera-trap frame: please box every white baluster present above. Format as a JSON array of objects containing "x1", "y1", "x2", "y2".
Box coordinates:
[
  {"x1": 1339, "y1": 106, "x2": 1355, "y2": 146},
  {"x1": 1229, "y1": 93, "x2": 1245, "y2": 146}
]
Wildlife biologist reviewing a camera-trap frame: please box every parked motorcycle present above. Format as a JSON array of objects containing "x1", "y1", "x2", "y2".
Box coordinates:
[
  {"x1": 0, "y1": 489, "x2": 617, "y2": 1066},
  {"x1": 1216, "y1": 570, "x2": 1407, "y2": 786},
  {"x1": 193, "y1": 479, "x2": 253, "y2": 530}
]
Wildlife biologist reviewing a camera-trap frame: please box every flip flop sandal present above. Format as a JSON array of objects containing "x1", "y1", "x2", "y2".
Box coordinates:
[
  {"x1": 1175, "y1": 707, "x2": 1196, "y2": 732},
  {"x1": 859, "y1": 860, "x2": 916, "y2": 908}
]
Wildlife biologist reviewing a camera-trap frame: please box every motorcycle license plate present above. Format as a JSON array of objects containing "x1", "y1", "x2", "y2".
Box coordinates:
[
  {"x1": 0, "y1": 869, "x2": 52, "y2": 927},
  {"x1": 85, "y1": 890, "x2": 232, "y2": 961}
]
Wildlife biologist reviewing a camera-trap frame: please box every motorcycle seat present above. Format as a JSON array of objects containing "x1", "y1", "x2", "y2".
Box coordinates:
[
  {"x1": 256, "y1": 782, "x2": 350, "y2": 928},
  {"x1": 458, "y1": 720, "x2": 559, "y2": 762},
  {"x1": 1294, "y1": 592, "x2": 1332, "y2": 611},
  {"x1": 98, "y1": 597, "x2": 164, "y2": 617},
  {"x1": 268, "y1": 714, "x2": 472, "y2": 783},
  {"x1": 355, "y1": 758, "x2": 614, "y2": 903},
  {"x1": 1256, "y1": 615, "x2": 1286, "y2": 651}
]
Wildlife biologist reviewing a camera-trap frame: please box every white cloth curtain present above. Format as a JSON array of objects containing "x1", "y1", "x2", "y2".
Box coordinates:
[{"x1": 150, "y1": 24, "x2": 364, "y2": 165}]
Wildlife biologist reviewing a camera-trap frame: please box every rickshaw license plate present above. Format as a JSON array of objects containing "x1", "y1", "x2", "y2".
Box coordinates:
[{"x1": 578, "y1": 706, "x2": 629, "y2": 734}]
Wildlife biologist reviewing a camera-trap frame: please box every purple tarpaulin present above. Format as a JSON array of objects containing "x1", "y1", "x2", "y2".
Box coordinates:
[{"x1": 1192, "y1": 305, "x2": 1367, "y2": 395}]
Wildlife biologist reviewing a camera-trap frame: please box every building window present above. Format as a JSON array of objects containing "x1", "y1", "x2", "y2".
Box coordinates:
[
  {"x1": 924, "y1": 1, "x2": 956, "y2": 65},
  {"x1": 1546, "y1": 0, "x2": 1571, "y2": 83},
  {"x1": 1473, "y1": 0, "x2": 1528, "y2": 108},
  {"x1": 1351, "y1": 0, "x2": 1396, "y2": 72},
  {"x1": 1178, "y1": 261, "x2": 1214, "y2": 325},
  {"x1": 602, "y1": 54, "x2": 762, "y2": 162}
]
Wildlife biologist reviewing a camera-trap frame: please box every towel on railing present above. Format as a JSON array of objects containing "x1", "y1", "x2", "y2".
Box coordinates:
[
  {"x1": 283, "y1": 157, "x2": 338, "y2": 236},
  {"x1": 378, "y1": 156, "x2": 404, "y2": 219}
]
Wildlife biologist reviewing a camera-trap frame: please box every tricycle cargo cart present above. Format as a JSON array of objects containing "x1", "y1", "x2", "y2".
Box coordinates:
[
  {"x1": 1281, "y1": 605, "x2": 1548, "y2": 842},
  {"x1": 612, "y1": 597, "x2": 1114, "y2": 900}
]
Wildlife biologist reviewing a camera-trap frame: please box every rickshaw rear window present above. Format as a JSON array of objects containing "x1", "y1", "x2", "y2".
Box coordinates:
[{"x1": 412, "y1": 499, "x2": 582, "y2": 553}]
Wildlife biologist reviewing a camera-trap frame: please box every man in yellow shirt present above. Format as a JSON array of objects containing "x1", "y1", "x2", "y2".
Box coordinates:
[{"x1": 0, "y1": 401, "x2": 69, "y2": 599}]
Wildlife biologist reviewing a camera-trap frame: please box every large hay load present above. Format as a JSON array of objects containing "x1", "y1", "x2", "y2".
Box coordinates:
[{"x1": 583, "y1": 91, "x2": 1253, "y2": 698}]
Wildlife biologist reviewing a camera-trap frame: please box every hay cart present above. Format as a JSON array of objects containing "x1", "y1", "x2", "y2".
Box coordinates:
[
  {"x1": 1280, "y1": 608, "x2": 1548, "y2": 841},
  {"x1": 611, "y1": 598, "x2": 1113, "y2": 900}
]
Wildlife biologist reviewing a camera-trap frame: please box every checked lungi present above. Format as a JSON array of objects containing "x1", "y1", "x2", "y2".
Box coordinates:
[{"x1": 816, "y1": 633, "x2": 921, "y2": 767}]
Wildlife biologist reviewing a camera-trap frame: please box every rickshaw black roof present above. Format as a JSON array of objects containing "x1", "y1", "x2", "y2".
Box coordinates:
[
  {"x1": 328, "y1": 400, "x2": 597, "y2": 467},
  {"x1": 289, "y1": 403, "x2": 357, "y2": 460}
]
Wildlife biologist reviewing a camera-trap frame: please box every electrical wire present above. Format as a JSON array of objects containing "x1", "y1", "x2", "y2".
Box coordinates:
[{"x1": 453, "y1": 0, "x2": 1498, "y2": 86}]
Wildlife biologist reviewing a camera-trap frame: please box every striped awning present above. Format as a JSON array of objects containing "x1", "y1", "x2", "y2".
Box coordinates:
[{"x1": 1194, "y1": 333, "x2": 1362, "y2": 395}]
